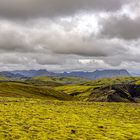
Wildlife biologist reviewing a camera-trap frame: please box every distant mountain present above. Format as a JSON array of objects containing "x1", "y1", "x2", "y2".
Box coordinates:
[
  {"x1": 0, "y1": 71, "x2": 23, "y2": 78},
  {"x1": 11, "y1": 69, "x2": 55, "y2": 77},
  {"x1": 0, "y1": 69, "x2": 56, "y2": 78},
  {"x1": 60, "y1": 69, "x2": 131, "y2": 79},
  {"x1": 92, "y1": 69, "x2": 130, "y2": 79},
  {"x1": 0, "y1": 69, "x2": 131, "y2": 79}
]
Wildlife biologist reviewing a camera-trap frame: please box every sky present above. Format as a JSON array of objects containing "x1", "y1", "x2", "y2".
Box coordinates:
[{"x1": 0, "y1": 0, "x2": 140, "y2": 72}]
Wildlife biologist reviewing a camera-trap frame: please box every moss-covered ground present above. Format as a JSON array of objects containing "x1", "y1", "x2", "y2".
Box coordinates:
[{"x1": 0, "y1": 97, "x2": 139, "y2": 140}]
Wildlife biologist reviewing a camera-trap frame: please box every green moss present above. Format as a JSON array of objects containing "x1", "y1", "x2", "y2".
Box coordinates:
[
  {"x1": 135, "y1": 80, "x2": 140, "y2": 85},
  {"x1": 0, "y1": 98, "x2": 139, "y2": 140}
]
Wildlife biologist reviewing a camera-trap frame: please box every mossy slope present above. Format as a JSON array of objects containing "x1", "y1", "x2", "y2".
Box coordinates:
[{"x1": 0, "y1": 82, "x2": 74, "y2": 101}]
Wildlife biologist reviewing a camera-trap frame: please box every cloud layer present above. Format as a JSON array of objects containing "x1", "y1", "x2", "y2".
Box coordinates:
[
  {"x1": 100, "y1": 16, "x2": 140, "y2": 40},
  {"x1": 0, "y1": 0, "x2": 129, "y2": 18},
  {"x1": 0, "y1": 0, "x2": 140, "y2": 72}
]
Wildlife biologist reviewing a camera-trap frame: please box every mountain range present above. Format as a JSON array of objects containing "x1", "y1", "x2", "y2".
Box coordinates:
[{"x1": 0, "y1": 69, "x2": 131, "y2": 79}]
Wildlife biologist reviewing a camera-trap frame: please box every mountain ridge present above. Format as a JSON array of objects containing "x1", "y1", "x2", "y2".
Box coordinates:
[{"x1": 0, "y1": 69, "x2": 131, "y2": 79}]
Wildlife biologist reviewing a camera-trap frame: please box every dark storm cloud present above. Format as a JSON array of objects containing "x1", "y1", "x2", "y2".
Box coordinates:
[
  {"x1": 100, "y1": 16, "x2": 140, "y2": 40},
  {"x1": 0, "y1": 0, "x2": 129, "y2": 19}
]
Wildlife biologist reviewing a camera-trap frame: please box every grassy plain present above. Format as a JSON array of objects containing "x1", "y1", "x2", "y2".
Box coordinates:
[{"x1": 0, "y1": 97, "x2": 139, "y2": 140}]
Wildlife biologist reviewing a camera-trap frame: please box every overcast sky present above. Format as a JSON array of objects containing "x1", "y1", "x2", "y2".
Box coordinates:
[{"x1": 0, "y1": 0, "x2": 140, "y2": 72}]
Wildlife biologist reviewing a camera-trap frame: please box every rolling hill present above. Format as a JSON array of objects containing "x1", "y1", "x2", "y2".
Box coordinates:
[
  {"x1": 55, "y1": 76, "x2": 140, "y2": 102},
  {"x1": 26, "y1": 76, "x2": 90, "y2": 86},
  {"x1": 0, "y1": 75, "x2": 139, "y2": 103},
  {"x1": 0, "y1": 82, "x2": 74, "y2": 101}
]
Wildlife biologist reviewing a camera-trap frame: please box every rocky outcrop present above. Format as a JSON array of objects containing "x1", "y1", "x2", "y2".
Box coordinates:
[{"x1": 89, "y1": 84, "x2": 140, "y2": 102}]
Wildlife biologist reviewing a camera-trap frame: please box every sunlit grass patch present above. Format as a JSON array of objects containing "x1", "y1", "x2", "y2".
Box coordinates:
[{"x1": 0, "y1": 97, "x2": 139, "y2": 140}]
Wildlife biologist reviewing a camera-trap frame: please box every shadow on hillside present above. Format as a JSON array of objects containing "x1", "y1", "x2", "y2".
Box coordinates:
[{"x1": 89, "y1": 84, "x2": 140, "y2": 103}]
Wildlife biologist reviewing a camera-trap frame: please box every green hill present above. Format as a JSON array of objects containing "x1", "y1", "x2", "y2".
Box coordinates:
[
  {"x1": 0, "y1": 75, "x2": 9, "y2": 81},
  {"x1": 55, "y1": 77, "x2": 140, "y2": 102},
  {"x1": 0, "y1": 76, "x2": 140, "y2": 102},
  {"x1": 0, "y1": 82, "x2": 74, "y2": 101},
  {"x1": 55, "y1": 85, "x2": 99, "y2": 101},
  {"x1": 26, "y1": 76, "x2": 90, "y2": 87},
  {"x1": 80, "y1": 76, "x2": 140, "y2": 86}
]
